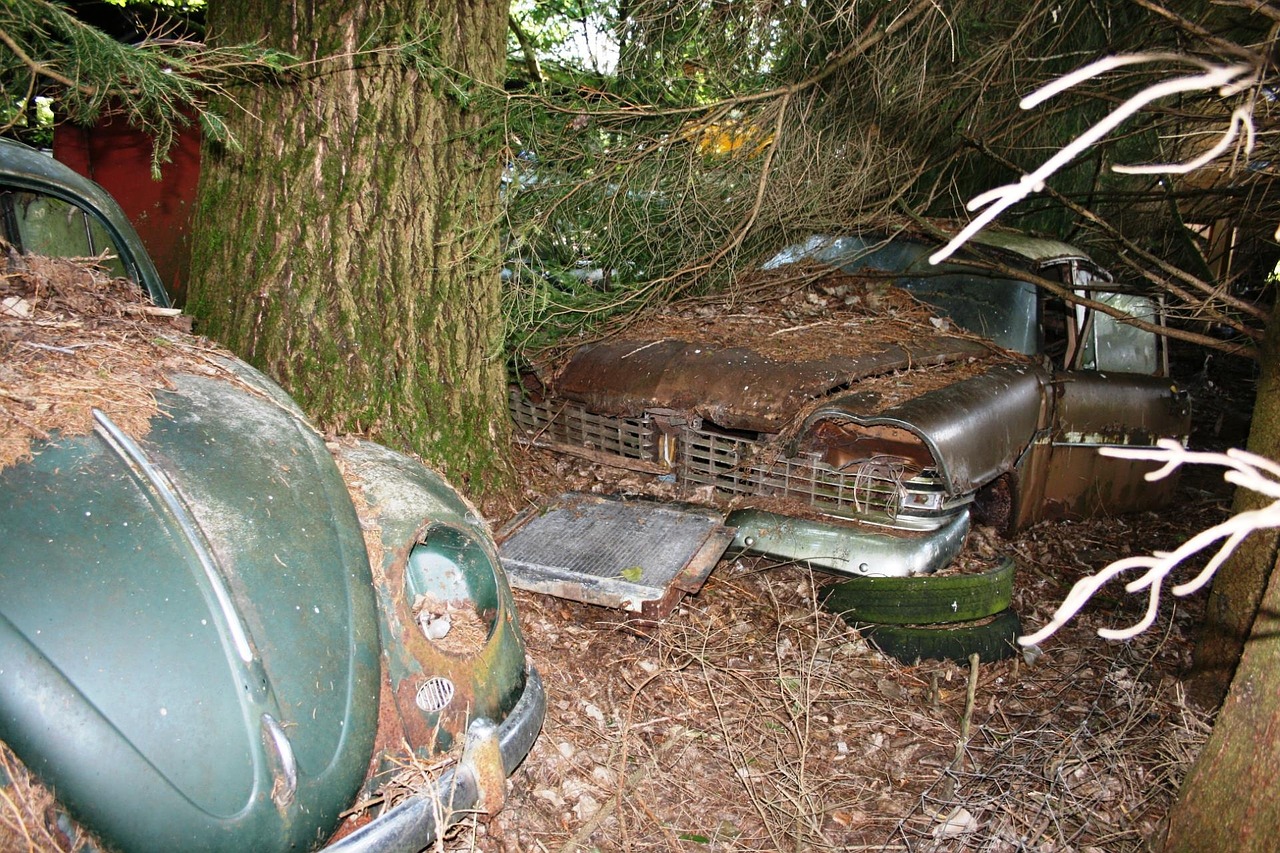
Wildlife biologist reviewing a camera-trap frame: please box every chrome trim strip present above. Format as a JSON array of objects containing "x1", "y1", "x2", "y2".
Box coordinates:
[
  {"x1": 91, "y1": 409, "x2": 256, "y2": 664},
  {"x1": 261, "y1": 713, "x2": 299, "y2": 806}
]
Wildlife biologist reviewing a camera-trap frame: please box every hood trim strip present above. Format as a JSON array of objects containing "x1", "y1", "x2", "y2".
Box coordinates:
[{"x1": 92, "y1": 408, "x2": 256, "y2": 664}]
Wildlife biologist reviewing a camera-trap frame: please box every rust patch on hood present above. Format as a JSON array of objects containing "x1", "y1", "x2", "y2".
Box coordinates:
[
  {"x1": 537, "y1": 267, "x2": 1016, "y2": 434},
  {"x1": 554, "y1": 336, "x2": 992, "y2": 433}
]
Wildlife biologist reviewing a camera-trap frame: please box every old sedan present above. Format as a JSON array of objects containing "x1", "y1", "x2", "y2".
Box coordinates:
[
  {"x1": 510, "y1": 229, "x2": 1190, "y2": 578},
  {"x1": 0, "y1": 137, "x2": 544, "y2": 852}
]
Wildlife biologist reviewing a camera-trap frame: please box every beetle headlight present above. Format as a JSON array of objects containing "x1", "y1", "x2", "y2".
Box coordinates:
[{"x1": 404, "y1": 523, "x2": 500, "y2": 655}]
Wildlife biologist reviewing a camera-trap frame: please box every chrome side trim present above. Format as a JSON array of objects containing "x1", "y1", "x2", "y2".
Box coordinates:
[
  {"x1": 91, "y1": 408, "x2": 256, "y2": 664},
  {"x1": 261, "y1": 713, "x2": 299, "y2": 806}
]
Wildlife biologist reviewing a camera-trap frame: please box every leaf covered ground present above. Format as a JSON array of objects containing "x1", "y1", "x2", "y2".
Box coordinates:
[
  {"x1": 459, "y1": 446, "x2": 1225, "y2": 853},
  {"x1": 0, "y1": 257, "x2": 1248, "y2": 853}
]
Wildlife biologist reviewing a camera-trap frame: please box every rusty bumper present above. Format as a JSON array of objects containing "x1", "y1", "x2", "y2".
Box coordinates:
[{"x1": 322, "y1": 666, "x2": 546, "y2": 853}]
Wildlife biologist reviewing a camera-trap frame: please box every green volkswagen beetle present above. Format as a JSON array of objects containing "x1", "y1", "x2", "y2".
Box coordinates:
[{"x1": 0, "y1": 138, "x2": 544, "y2": 852}]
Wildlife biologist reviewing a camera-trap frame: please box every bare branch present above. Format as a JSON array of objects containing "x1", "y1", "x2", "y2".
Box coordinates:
[
  {"x1": 961, "y1": 138, "x2": 1271, "y2": 332},
  {"x1": 931, "y1": 54, "x2": 1261, "y2": 264},
  {"x1": 1020, "y1": 441, "x2": 1280, "y2": 646},
  {"x1": 0, "y1": 25, "x2": 98, "y2": 96}
]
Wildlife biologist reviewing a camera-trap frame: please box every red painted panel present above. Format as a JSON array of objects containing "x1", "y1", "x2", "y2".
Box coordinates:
[{"x1": 53, "y1": 116, "x2": 201, "y2": 305}]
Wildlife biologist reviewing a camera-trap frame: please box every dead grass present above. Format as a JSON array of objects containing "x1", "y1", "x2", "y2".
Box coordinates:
[
  {"x1": 0, "y1": 516, "x2": 1217, "y2": 853},
  {"x1": 0, "y1": 744, "x2": 84, "y2": 853},
  {"x1": 0, "y1": 251, "x2": 230, "y2": 471}
]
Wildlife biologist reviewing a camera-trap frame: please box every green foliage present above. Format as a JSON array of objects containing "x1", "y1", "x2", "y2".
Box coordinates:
[
  {"x1": 0, "y1": 0, "x2": 293, "y2": 172},
  {"x1": 0, "y1": 93, "x2": 53, "y2": 147},
  {"x1": 509, "y1": 0, "x2": 620, "y2": 79},
  {"x1": 499, "y1": 0, "x2": 1278, "y2": 362},
  {"x1": 102, "y1": 0, "x2": 205, "y2": 8}
]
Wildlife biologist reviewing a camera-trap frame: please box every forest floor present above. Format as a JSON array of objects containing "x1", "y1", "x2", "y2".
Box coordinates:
[
  {"x1": 0, "y1": 452, "x2": 1235, "y2": 853},
  {"x1": 0, "y1": 256, "x2": 1256, "y2": 852},
  {"x1": 452, "y1": 355, "x2": 1253, "y2": 853},
  {"x1": 454, "y1": 457, "x2": 1224, "y2": 853}
]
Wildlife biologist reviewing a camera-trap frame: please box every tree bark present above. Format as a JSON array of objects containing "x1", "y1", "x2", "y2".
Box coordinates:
[
  {"x1": 1163, "y1": 546, "x2": 1280, "y2": 851},
  {"x1": 1188, "y1": 316, "x2": 1280, "y2": 708},
  {"x1": 186, "y1": 0, "x2": 512, "y2": 493},
  {"x1": 1162, "y1": 314, "x2": 1280, "y2": 848}
]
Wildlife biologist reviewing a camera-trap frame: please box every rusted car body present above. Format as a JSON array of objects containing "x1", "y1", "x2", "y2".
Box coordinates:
[{"x1": 511, "y1": 231, "x2": 1191, "y2": 577}]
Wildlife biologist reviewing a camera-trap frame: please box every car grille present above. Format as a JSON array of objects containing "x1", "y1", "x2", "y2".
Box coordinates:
[
  {"x1": 509, "y1": 392, "x2": 657, "y2": 461},
  {"x1": 509, "y1": 391, "x2": 950, "y2": 527}
]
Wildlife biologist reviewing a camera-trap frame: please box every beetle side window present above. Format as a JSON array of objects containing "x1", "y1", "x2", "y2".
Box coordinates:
[{"x1": 0, "y1": 190, "x2": 127, "y2": 280}]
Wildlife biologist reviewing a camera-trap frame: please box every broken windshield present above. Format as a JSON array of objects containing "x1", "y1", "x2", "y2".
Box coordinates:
[{"x1": 764, "y1": 234, "x2": 1044, "y2": 355}]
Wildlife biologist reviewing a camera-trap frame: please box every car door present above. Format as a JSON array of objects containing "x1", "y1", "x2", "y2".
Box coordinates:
[{"x1": 1037, "y1": 291, "x2": 1190, "y2": 521}]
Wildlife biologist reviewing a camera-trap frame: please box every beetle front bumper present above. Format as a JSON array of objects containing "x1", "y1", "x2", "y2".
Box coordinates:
[{"x1": 323, "y1": 666, "x2": 546, "y2": 853}]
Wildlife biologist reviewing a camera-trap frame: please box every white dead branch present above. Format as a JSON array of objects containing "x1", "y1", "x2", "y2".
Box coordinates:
[
  {"x1": 1020, "y1": 440, "x2": 1280, "y2": 646},
  {"x1": 930, "y1": 53, "x2": 1261, "y2": 264}
]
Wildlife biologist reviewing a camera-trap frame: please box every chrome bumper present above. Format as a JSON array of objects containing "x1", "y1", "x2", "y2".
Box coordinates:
[
  {"x1": 323, "y1": 666, "x2": 546, "y2": 853},
  {"x1": 726, "y1": 508, "x2": 970, "y2": 577}
]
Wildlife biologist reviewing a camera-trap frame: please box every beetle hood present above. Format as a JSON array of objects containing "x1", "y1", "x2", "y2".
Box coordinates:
[{"x1": 0, "y1": 362, "x2": 380, "y2": 852}]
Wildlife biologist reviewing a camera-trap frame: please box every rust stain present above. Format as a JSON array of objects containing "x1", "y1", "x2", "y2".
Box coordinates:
[
  {"x1": 555, "y1": 337, "x2": 991, "y2": 434},
  {"x1": 800, "y1": 420, "x2": 932, "y2": 472}
]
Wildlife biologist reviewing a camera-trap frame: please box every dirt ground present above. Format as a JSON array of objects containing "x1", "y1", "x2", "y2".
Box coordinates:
[{"x1": 437, "y1": 441, "x2": 1225, "y2": 853}]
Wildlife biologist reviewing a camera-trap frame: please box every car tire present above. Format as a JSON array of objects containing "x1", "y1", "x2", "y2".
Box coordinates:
[
  {"x1": 820, "y1": 556, "x2": 1015, "y2": 625},
  {"x1": 857, "y1": 608, "x2": 1023, "y2": 664}
]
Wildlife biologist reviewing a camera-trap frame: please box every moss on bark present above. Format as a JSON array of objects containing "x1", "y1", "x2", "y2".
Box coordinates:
[
  {"x1": 1164, "y1": 314, "x2": 1280, "y2": 847},
  {"x1": 187, "y1": 0, "x2": 512, "y2": 494},
  {"x1": 1164, "y1": 550, "x2": 1280, "y2": 851},
  {"x1": 1189, "y1": 316, "x2": 1280, "y2": 708}
]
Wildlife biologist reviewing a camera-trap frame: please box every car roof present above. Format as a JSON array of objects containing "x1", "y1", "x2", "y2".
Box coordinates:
[{"x1": 969, "y1": 228, "x2": 1109, "y2": 279}]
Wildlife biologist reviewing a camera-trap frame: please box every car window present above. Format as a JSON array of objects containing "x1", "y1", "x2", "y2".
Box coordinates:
[
  {"x1": 1077, "y1": 292, "x2": 1160, "y2": 374},
  {"x1": 899, "y1": 275, "x2": 1040, "y2": 355},
  {"x1": 0, "y1": 189, "x2": 127, "y2": 280},
  {"x1": 765, "y1": 235, "x2": 1044, "y2": 355}
]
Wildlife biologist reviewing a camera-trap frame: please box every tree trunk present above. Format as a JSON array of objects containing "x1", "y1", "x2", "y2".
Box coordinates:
[
  {"x1": 1163, "y1": 545, "x2": 1280, "y2": 851},
  {"x1": 1162, "y1": 315, "x2": 1280, "y2": 849},
  {"x1": 186, "y1": 0, "x2": 512, "y2": 493},
  {"x1": 1187, "y1": 316, "x2": 1280, "y2": 708}
]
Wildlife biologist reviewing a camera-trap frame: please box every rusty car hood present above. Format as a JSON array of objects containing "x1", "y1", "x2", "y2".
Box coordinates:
[{"x1": 552, "y1": 335, "x2": 994, "y2": 434}]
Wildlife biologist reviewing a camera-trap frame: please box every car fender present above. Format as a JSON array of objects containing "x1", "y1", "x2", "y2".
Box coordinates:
[
  {"x1": 333, "y1": 441, "x2": 533, "y2": 755},
  {"x1": 0, "y1": 370, "x2": 381, "y2": 853},
  {"x1": 799, "y1": 362, "x2": 1050, "y2": 496}
]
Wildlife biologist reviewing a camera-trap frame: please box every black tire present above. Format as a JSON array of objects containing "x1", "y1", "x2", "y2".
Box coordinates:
[
  {"x1": 820, "y1": 557, "x2": 1015, "y2": 625},
  {"x1": 858, "y1": 608, "x2": 1023, "y2": 664}
]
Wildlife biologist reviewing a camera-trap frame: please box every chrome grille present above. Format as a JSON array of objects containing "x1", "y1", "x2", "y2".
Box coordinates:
[
  {"x1": 510, "y1": 393, "x2": 944, "y2": 523},
  {"x1": 679, "y1": 427, "x2": 909, "y2": 519},
  {"x1": 509, "y1": 390, "x2": 656, "y2": 462}
]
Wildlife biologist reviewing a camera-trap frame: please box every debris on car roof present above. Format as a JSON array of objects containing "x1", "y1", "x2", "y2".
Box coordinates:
[
  {"x1": 524, "y1": 264, "x2": 1016, "y2": 436},
  {"x1": 0, "y1": 252, "x2": 201, "y2": 470}
]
